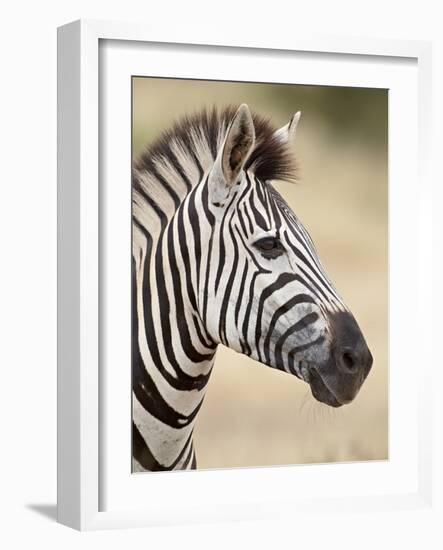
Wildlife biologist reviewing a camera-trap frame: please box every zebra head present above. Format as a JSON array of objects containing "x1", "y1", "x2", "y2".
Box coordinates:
[{"x1": 202, "y1": 104, "x2": 372, "y2": 407}]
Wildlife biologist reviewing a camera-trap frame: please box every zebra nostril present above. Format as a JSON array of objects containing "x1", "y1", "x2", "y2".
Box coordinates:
[
  {"x1": 341, "y1": 350, "x2": 358, "y2": 373},
  {"x1": 329, "y1": 312, "x2": 373, "y2": 377}
]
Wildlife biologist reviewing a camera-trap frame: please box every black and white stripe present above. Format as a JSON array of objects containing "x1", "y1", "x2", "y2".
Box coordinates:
[{"x1": 132, "y1": 105, "x2": 357, "y2": 472}]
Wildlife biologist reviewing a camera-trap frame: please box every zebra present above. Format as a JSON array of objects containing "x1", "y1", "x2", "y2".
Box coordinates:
[{"x1": 132, "y1": 104, "x2": 373, "y2": 472}]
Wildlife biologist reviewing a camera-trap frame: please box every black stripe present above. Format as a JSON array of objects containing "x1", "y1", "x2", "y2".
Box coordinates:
[
  {"x1": 235, "y1": 260, "x2": 249, "y2": 329},
  {"x1": 297, "y1": 262, "x2": 332, "y2": 306},
  {"x1": 136, "y1": 220, "x2": 211, "y2": 392},
  {"x1": 263, "y1": 294, "x2": 316, "y2": 365},
  {"x1": 191, "y1": 450, "x2": 197, "y2": 469},
  {"x1": 187, "y1": 184, "x2": 202, "y2": 293},
  {"x1": 259, "y1": 179, "x2": 273, "y2": 227},
  {"x1": 247, "y1": 174, "x2": 267, "y2": 230},
  {"x1": 243, "y1": 202, "x2": 254, "y2": 235},
  {"x1": 287, "y1": 355, "x2": 299, "y2": 377},
  {"x1": 201, "y1": 177, "x2": 215, "y2": 326},
  {"x1": 236, "y1": 205, "x2": 249, "y2": 239},
  {"x1": 218, "y1": 209, "x2": 240, "y2": 346},
  {"x1": 181, "y1": 443, "x2": 195, "y2": 470},
  {"x1": 193, "y1": 313, "x2": 217, "y2": 350},
  {"x1": 189, "y1": 146, "x2": 204, "y2": 181},
  {"x1": 240, "y1": 271, "x2": 259, "y2": 356},
  {"x1": 275, "y1": 333, "x2": 325, "y2": 372},
  {"x1": 168, "y1": 148, "x2": 192, "y2": 191},
  {"x1": 149, "y1": 165, "x2": 181, "y2": 210},
  {"x1": 176, "y1": 194, "x2": 215, "y2": 349},
  {"x1": 214, "y1": 191, "x2": 238, "y2": 294},
  {"x1": 268, "y1": 185, "x2": 283, "y2": 230},
  {"x1": 283, "y1": 227, "x2": 338, "y2": 302},
  {"x1": 254, "y1": 273, "x2": 300, "y2": 362},
  {"x1": 235, "y1": 183, "x2": 253, "y2": 238},
  {"x1": 166, "y1": 218, "x2": 215, "y2": 364},
  {"x1": 133, "y1": 178, "x2": 168, "y2": 227},
  {"x1": 132, "y1": 257, "x2": 205, "y2": 426}
]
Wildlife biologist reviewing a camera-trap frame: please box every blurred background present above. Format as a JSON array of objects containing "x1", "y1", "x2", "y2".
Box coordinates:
[{"x1": 132, "y1": 77, "x2": 388, "y2": 469}]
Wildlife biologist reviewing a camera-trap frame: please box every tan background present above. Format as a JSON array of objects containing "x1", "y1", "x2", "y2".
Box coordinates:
[{"x1": 133, "y1": 77, "x2": 388, "y2": 469}]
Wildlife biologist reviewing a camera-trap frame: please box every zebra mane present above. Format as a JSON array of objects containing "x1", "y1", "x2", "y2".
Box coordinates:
[{"x1": 134, "y1": 106, "x2": 298, "y2": 186}]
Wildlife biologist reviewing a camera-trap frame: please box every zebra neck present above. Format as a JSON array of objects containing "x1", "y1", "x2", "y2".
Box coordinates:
[
  {"x1": 132, "y1": 352, "x2": 216, "y2": 471},
  {"x1": 132, "y1": 260, "x2": 216, "y2": 471},
  {"x1": 132, "y1": 152, "x2": 219, "y2": 470},
  {"x1": 132, "y1": 195, "x2": 217, "y2": 470}
]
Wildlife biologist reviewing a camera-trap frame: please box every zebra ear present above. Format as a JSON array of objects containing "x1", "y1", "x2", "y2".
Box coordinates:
[
  {"x1": 212, "y1": 104, "x2": 255, "y2": 190},
  {"x1": 274, "y1": 111, "x2": 301, "y2": 146}
]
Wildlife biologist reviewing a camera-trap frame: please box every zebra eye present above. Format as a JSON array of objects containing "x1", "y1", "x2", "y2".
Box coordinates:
[{"x1": 253, "y1": 237, "x2": 285, "y2": 258}]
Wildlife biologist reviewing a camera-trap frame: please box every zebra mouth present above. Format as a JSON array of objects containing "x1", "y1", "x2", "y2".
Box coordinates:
[{"x1": 306, "y1": 367, "x2": 343, "y2": 408}]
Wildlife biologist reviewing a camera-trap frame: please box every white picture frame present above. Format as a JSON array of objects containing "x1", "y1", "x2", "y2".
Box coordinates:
[{"x1": 57, "y1": 19, "x2": 433, "y2": 531}]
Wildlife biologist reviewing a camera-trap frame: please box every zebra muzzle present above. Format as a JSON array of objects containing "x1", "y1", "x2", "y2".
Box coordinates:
[{"x1": 307, "y1": 311, "x2": 373, "y2": 407}]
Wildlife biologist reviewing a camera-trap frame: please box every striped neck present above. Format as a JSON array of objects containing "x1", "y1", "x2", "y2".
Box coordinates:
[{"x1": 132, "y1": 155, "x2": 219, "y2": 470}]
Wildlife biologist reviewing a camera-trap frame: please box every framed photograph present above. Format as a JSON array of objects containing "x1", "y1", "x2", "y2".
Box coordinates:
[{"x1": 57, "y1": 19, "x2": 433, "y2": 530}]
